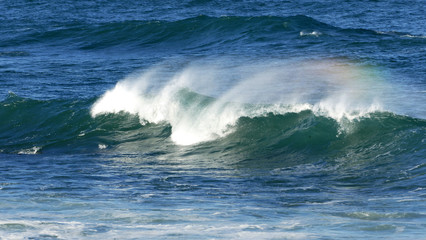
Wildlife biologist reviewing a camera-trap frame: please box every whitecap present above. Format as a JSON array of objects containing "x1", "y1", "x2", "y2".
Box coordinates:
[
  {"x1": 18, "y1": 146, "x2": 41, "y2": 155},
  {"x1": 300, "y1": 30, "x2": 322, "y2": 37}
]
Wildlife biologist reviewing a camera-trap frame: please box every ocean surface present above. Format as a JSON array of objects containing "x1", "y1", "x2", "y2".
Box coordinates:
[{"x1": 1, "y1": 0, "x2": 425, "y2": 239}]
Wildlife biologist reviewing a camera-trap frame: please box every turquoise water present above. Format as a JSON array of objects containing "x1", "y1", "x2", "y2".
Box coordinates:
[{"x1": 1, "y1": 1, "x2": 425, "y2": 239}]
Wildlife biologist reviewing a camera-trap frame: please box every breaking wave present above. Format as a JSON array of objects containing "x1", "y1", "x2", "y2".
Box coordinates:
[{"x1": 0, "y1": 59, "x2": 424, "y2": 163}]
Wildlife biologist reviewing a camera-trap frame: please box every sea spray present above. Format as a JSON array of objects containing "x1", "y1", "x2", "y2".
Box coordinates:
[
  {"x1": 91, "y1": 59, "x2": 386, "y2": 145},
  {"x1": 91, "y1": 65, "x2": 244, "y2": 145}
]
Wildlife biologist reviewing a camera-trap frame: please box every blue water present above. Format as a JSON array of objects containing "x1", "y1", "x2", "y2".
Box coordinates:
[{"x1": 1, "y1": 1, "x2": 425, "y2": 239}]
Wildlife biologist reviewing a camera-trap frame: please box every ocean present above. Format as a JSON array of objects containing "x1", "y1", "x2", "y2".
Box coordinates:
[{"x1": 0, "y1": 0, "x2": 425, "y2": 239}]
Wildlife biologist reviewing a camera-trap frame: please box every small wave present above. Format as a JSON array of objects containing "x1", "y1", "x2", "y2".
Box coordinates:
[
  {"x1": 334, "y1": 211, "x2": 424, "y2": 221},
  {"x1": 0, "y1": 51, "x2": 30, "y2": 57},
  {"x1": 375, "y1": 30, "x2": 426, "y2": 39},
  {"x1": 401, "y1": 34, "x2": 426, "y2": 39}
]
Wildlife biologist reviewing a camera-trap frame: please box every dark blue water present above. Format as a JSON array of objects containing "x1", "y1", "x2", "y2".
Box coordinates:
[{"x1": 1, "y1": 1, "x2": 425, "y2": 239}]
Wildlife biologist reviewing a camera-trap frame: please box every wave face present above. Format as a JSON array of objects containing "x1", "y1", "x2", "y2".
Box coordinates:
[
  {"x1": 1, "y1": 91, "x2": 424, "y2": 173},
  {"x1": 1, "y1": 91, "x2": 424, "y2": 160}
]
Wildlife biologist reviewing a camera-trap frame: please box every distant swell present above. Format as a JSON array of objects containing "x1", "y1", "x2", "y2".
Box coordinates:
[{"x1": 1, "y1": 15, "x2": 407, "y2": 51}]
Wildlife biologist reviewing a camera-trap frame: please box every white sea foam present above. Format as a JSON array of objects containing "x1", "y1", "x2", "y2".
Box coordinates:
[
  {"x1": 0, "y1": 220, "x2": 86, "y2": 240},
  {"x1": 376, "y1": 30, "x2": 426, "y2": 39},
  {"x1": 300, "y1": 30, "x2": 322, "y2": 37},
  {"x1": 98, "y1": 144, "x2": 107, "y2": 149},
  {"x1": 18, "y1": 146, "x2": 41, "y2": 155},
  {"x1": 0, "y1": 219, "x2": 309, "y2": 240},
  {"x1": 91, "y1": 59, "x2": 387, "y2": 145},
  {"x1": 402, "y1": 34, "x2": 426, "y2": 39}
]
